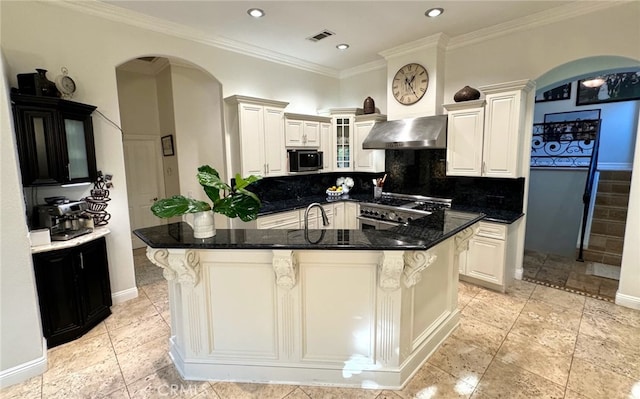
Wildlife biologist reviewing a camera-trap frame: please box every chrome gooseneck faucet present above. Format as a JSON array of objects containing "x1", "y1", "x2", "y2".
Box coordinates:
[{"x1": 304, "y1": 203, "x2": 330, "y2": 230}]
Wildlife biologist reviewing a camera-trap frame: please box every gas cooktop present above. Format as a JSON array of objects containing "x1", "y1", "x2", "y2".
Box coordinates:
[{"x1": 360, "y1": 193, "x2": 452, "y2": 224}]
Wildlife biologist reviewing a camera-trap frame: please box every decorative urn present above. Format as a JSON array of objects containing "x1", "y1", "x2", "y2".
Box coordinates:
[{"x1": 453, "y1": 86, "x2": 481, "y2": 102}]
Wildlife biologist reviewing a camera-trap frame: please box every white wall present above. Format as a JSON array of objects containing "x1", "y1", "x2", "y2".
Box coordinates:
[
  {"x1": 339, "y1": 68, "x2": 387, "y2": 114},
  {"x1": 0, "y1": 53, "x2": 46, "y2": 386},
  {"x1": 525, "y1": 169, "x2": 588, "y2": 257},
  {"x1": 156, "y1": 66, "x2": 180, "y2": 198},
  {"x1": 169, "y1": 64, "x2": 229, "y2": 228},
  {"x1": 115, "y1": 69, "x2": 161, "y2": 135}
]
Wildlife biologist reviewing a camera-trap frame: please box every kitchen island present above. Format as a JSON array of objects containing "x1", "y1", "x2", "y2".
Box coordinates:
[{"x1": 134, "y1": 209, "x2": 483, "y2": 389}]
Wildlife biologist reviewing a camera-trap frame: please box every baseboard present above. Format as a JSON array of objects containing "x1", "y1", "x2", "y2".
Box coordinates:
[
  {"x1": 0, "y1": 338, "x2": 47, "y2": 389},
  {"x1": 598, "y1": 163, "x2": 633, "y2": 171},
  {"x1": 111, "y1": 287, "x2": 138, "y2": 305},
  {"x1": 514, "y1": 267, "x2": 523, "y2": 280},
  {"x1": 615, "y1": 292, "x2": 640, "y2": 310}
]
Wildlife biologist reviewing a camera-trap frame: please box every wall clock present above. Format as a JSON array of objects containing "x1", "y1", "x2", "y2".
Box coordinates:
[
  {"x1": 392, "y1": 63, "x2": 429, "y2": 105},
  {"x1": 55, "y1": 67, "x2": 76, "y2": 99}
]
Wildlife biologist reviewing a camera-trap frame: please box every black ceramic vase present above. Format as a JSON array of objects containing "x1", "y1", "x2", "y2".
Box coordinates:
[
  {"x1": 363, "y1": 96, "x2": 375, "y2": 114},
  {"x1": 35, "y1": 69, "x2": 60, "y2": 97},
  {"x1": 453, "y1": 86, "x2": 481, "y2": 102}
]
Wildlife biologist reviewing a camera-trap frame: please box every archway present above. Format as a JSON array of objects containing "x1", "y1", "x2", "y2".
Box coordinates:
[
  {"x1": 115, "y1": 55, "x2": 228, "y2": 250},
  {"x1": 524, "y1": 55, "x2": 639, "y2": 305}
]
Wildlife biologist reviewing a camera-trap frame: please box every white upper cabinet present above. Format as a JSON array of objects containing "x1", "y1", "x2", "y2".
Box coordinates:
[
  {"x1": 320, "y1": 122, "x2": 333, "y2": 171},
  {"x1": 444, "y1": 100, "x2": 485, "y2": 176},
  {"x1": 225, "y1": 95, "x2": 289, "y2": 177},
  {"x1": 284, "y1": 118, "x2": 304, "y2": 147},
  {"x1": 284, "y1": 113, "x2": 328, "y2": 148},
  {"x1": 354, "y1": 114, "x2": 386, "y2": 173},
  {"x1": 303, "y1": 121, "x2": 320, "y2": 147},
  {"x1": 445, "y1": 80, "x2": 534, "y2": 178}
]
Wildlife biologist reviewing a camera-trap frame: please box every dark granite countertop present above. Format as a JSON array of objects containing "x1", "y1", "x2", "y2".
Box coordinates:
[
  {"x1": 450, "y1": 204, "x2": 523, "y2": 224},
  {"x1": 133, "y1": 209, "x2": 484, "y2": 251},
  {"x1": 259, "y1": 194, "x2": 522, "y2": 224}
]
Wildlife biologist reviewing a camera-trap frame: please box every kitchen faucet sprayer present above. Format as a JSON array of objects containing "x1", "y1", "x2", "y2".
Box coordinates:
[{"x1": 304, "y1": 203, "x2": 329, "y2": 230}]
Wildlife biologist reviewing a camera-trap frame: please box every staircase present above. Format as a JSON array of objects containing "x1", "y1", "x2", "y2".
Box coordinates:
[{"x1": 582, "y1": 171, "x2": 632, "y2": 266}]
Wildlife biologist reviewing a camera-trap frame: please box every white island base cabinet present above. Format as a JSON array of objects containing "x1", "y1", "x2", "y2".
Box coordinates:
[{"x1": 146, "y1": 236, "x2": 464, "y2": 389}]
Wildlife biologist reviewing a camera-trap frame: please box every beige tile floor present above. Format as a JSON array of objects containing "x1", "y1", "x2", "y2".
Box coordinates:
[
  {"x1": 523, "y1": 249, "x2": 620, "y2": 301},
  {"x1": 3, "y1": 250, "x2": 640, "y2": 399}
]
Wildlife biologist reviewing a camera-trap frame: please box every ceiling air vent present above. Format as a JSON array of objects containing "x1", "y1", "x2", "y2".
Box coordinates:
[{"x1": 307, "y1": 29, "x2": 335, "y2": 42}]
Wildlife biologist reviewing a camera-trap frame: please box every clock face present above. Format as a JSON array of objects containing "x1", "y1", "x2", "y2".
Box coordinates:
[
  {"x1": 60, "y1": 76, "x2": 76, "y2": 93},
  {"x1": 392, "y1": 63, "x2": 429, "y2": 105}
]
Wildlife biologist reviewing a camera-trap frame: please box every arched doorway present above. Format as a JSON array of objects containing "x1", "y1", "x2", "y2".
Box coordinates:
[
  {"x1": 115, "y1": 56, "x2": 228, "y2": 249},
  {"x1": 523, "y1": 56, "x2": 639, "y2": 303},
  {"x1": 115, "y1": 55, "x2": 227, "y2": 287}
]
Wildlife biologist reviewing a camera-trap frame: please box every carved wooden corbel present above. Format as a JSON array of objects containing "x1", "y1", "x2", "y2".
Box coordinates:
[
  {"x1": 403, "y1": 251, "x2": 437, "y2": 287},
  {"x1": 146, "y1": 247, "x2": 201, "y2": 286},
  {"x1": 272, "y1": 250, "x2": 298, "y2": 289},
  {"x1": 378, "y1": 251, "x2": 405, "y2": 291}
]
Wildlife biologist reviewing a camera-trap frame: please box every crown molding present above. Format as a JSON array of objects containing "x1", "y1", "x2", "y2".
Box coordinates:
[
  {"x1": 339, "y1": 59, "x2": 387, "y2": 79},
  {"x1": 447, "y1": 1, "x2": 631, "y2": 50},
  {"x1": 54, "y1": 0, "x2": 339, "y2": 78},
  {"x1": 379, "y1": 33, "x2": 450, "y2": 60},
  {"x1": 52, "y1": 0, "x2": 631, "y2": 80}
]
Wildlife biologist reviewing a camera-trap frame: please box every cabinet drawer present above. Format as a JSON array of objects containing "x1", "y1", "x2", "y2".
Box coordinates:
[
  {"x1": 476, "y1": 221, "x2": 506, "y2": 240},
  {"x1": 257, "y1": 211, "x2": 300, "y2": 229}
]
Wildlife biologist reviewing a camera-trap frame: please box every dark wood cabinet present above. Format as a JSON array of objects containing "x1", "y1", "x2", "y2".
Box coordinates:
[
  {"x1": 11, "y1": 93, "x2": 98, "y2": 186},
  {"x1": 33, "y1": 237, "x2": 112, "y2": 348}
]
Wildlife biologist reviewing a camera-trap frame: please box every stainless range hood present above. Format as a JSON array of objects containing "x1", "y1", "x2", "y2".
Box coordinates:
[{"x1": 362, "y1": 115, "x2": 447, "y2": 149}]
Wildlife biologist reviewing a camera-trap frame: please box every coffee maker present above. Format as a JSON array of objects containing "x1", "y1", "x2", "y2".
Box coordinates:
[{"x1": 34, "y1": 200, "x2": 93, "y2": 241}]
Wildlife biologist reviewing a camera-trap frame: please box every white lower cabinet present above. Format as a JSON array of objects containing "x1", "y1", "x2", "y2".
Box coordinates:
[
  {"x1": 304, "y1": 204, "x2": 334, "y2": 229},
  {"x1": 258, "y1": 202, "x2": 358, "y2": 230},
  {"x1": 459, "y1": 221, "x2": 516, "y2": 292},
  {"x1": 332, "y1": 202, "x2": 359, "y2": 230},
  {"x1": 256, "y1": 210, "x2": 300, "y2": 229}
]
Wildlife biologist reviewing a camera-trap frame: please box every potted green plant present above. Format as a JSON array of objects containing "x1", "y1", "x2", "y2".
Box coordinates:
[{"x1": 150, "y1": 165, "x2": 261, "y2": 238}]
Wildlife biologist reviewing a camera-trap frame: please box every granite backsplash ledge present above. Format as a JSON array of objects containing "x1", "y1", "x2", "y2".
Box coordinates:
[{"x1": 248, "y1": 172, "x2": 383, "y2": 203}]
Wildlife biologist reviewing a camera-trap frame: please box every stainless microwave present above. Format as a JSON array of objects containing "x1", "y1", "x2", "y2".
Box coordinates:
[{"x1": 288, "y1": 150, "x2": 323, "y2": 172}]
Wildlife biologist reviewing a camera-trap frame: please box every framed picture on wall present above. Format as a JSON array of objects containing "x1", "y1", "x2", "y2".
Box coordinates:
[
  {"x1": 161, "y1": 135, "x2": 175, "y2": 156},
  {"x1": 535, "y1": 83, "x2": 572, "y2": 103},
  {"x1": 576, "y1": 71, "x2": 640, "y2": 106},
  {"x1": 544, "y1": 109, "x2": 601, "y2": 123}
]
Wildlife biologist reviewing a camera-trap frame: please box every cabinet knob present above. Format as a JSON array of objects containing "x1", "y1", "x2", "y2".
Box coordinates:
[{"x1": 151, "y1": 197, "x2": 158, "y2": 202}]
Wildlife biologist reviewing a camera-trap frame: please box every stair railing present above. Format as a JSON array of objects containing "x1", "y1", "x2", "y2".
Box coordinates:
[{"x1": 577, "y1": 120, "x2": 602, "y2": 262}]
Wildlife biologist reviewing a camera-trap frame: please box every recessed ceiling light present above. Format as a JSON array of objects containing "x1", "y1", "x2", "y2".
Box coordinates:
[
  {"x1": 247, "y1": 8, "x2": 265, "y2": 18},
  {"x1": 336, "y1": 43, "x2": 349, "y2": 50},
  {"x1": 425, "y1": 8, "x2": 444, "y2": 18}
]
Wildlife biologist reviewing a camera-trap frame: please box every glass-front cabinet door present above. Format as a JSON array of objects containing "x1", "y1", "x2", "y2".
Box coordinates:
[
  {"x1": 334, "y1": 116, "x2": 353, "y2": 170},
  {"x1": 11, "y1": 94, "x2": 97, "y2": 186},
  {"x1": 13, "y1": 107, "x2": 64, "y2": 185},
  {"x1": 64, "y1": 118, "x2": 90, "y2": 181}
]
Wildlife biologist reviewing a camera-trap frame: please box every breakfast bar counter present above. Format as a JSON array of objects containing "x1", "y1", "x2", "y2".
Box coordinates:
[{"x1": 133, "y1": 210, "x2": 482, "y2": 389}]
